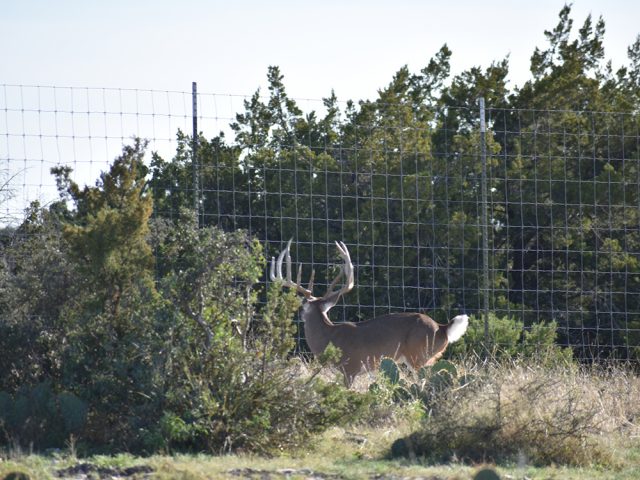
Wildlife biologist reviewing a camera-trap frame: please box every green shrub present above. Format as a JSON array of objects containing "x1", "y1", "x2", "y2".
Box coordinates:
[
  {"x1": 450, "y1": 313, "x2": 574, "y2": 365},
  {"x1": 0, "y1": 205, "x2": 374, "y2": 454},
  {"x1": 156, "y1": 282, "x2": 373, "y2": 454},
  {"x1": 0, "y1": 148, "x2": 377, "y2": 454},
  {"x1": 0, "y1": 383, "x2": 87, "y2": 449},
  {"x1": 144, "y1": 219, "x2": 374, "y2": 454}
]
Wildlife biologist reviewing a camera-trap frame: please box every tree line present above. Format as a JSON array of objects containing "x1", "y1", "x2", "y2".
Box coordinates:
[{"x1": 151, "y1": 6, "x2": 640, "y2": 358}]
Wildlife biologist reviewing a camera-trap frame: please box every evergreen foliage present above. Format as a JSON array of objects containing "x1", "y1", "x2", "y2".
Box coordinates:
[
  {"x1": 0, "y1": 144, "x2": 370, "y2": 453},
  {"x1": 148, "y1": 6, "x2": 640, "y2": 358}
]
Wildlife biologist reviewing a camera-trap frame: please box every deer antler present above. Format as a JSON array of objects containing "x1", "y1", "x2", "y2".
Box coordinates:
[
  {"x1": 322, "y1": 241, "x2": 354, "y2": 299},
  {"x1": 270, "y1": 239, "x2": 316, "y2": 299}
]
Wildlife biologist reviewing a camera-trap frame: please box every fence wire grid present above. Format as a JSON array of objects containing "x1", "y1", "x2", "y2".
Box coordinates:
[{"x1": 2, "y1": 83, "x2": 640, "y2": 361}]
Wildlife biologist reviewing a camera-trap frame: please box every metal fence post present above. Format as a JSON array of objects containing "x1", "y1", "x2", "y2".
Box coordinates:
[
  {"x1": 192, "y1": 81, "x2": 199, "y2": 219},
  {"x1": 479, "y1": 97, "x2": 490, "y2": 343}
]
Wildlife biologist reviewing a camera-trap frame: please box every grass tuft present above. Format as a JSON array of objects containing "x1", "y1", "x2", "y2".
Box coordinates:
[{"x1": 392, "y1": 357, "x2": 640, "y2": 467}]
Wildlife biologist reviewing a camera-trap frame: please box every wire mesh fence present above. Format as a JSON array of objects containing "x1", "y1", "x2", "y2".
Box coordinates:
[{"x1": 2, "y1": 83, "x2": 639, "y2": 361}]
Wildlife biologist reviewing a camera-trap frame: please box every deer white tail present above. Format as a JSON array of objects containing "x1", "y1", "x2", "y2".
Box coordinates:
[{"x1": 447, "y1": 314, "x2": 469, "y2": 343}]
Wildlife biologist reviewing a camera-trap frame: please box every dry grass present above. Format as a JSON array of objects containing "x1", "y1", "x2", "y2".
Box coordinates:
[{"x1": 394, "y1": 357, "x2": 640, "y2": 467}]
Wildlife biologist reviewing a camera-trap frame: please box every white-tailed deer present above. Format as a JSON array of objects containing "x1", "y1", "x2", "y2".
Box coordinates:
[{"x1": 270, "y1": 239, "x2": 469, "y2": 387}]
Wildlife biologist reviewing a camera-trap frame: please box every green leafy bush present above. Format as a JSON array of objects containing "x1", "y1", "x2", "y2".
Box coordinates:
[
  {"x1": 450, "y1": 313, "x2": 574, "y2": 365},
  {"x1": 157, "y1": 353, "x2": 371, "y2": 454},
  {"x1": 0, "y1": 383, "x2": 87, "y2": 449},
  {"x1": 145, "y1": 214, "x2": 373, "y2": 454},
  {"x1": 0, "y1": 146, "x2": 373, "y2": 454}
]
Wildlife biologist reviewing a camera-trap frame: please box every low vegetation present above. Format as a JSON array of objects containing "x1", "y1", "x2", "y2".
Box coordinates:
[
  {"x1": 2, "y1": 359, "x2": 640, "y2": 479},
  {"x1": 390, "y1": 358, "x2": 640, "y2": 467}
]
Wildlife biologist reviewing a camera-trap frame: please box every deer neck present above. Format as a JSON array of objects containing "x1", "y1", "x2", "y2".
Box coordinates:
[{"x1": 301, "y1": 301, "x2": 336, "y2": 354}]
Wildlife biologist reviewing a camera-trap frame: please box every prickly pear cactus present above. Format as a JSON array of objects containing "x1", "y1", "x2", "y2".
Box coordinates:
[
  {"x1": 428, "y1": 360, "x2": 458, "y2": 391},
  {"x1": 379, "y1": 358, "x2": 401, "y2": 385},
  {"x1": 473, "y1": 467, "x2": 501, "y2": 480},
  {"x1": 431, "y1": 359, "x2": 458, "y2": 377},
  {"x1": 417, "y1": 366, "x2": 430, "y2": 380},
  {"x1": 371, "y1": 358, "x2": 472, "y2": 409}
]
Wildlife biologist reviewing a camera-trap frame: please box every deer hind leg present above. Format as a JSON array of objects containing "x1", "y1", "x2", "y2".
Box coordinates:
[
  {"x1": 340, "y1": 357, "x2": 366, "y2": 388},
  {"x1": 342, "y1": 370, "x2": 354, "y2": 388},
  {"x1": 425, "y1": 350, "x2": 445, "y2": 366},
  {"x1": 400, "y1": 331, "x2": 437, "y2": 370},
  {"x1": 424, "y1": 335, "x2": 449, "y2": 366},
  {"x1": 405, "y1": 353, "x2": 428, "y2": 371}
]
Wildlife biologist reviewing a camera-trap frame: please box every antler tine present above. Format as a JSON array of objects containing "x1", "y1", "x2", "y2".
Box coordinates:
[
  {"x1": 335, "y1": 241, "x2": 351, "y2": 264},
  {"x1": 296, "y1": 263, "x2": 303, "y2": 286},
  {"x1": 320, "y1": 240, "x2": 353, "y2": 298},
  {"x1": 285, "y1": 239, "x2": 293, "y2": 282},
  {"x1": 271, "y1": 239, "x2": 289, "y2": 282},
  {"x1": 308, "y1": 268, "x2": 315, "y2": 291},
  {"x1": 334, "y1": 241, "x2": 355, "y2": 293},
  {"x1": 275, "y1": 242, "x2": 288, "y2": 280},
  {"x1": 336, "y1": 241, "x2": 355, "y2": 292},
  {"x1": 270, "y1": 241, "x2": 287, "y2": 281},
  {"x1": 271, "y1": 239, "x2": 315, "y2": 299},
  {"x1": 269, "y1": 256, "x2": 276, "y2": 281},
  {"x1": 327, "y1": 263, "x2": 344, "y2": 293}
]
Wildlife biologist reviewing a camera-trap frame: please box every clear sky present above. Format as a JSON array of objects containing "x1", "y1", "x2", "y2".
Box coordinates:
[
  {"x1": 2, "y1": 0, "x2": 639, "y2": 102},
  {"x1": 2, "y1": 0, "x2": 640, "y2": 223}
]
